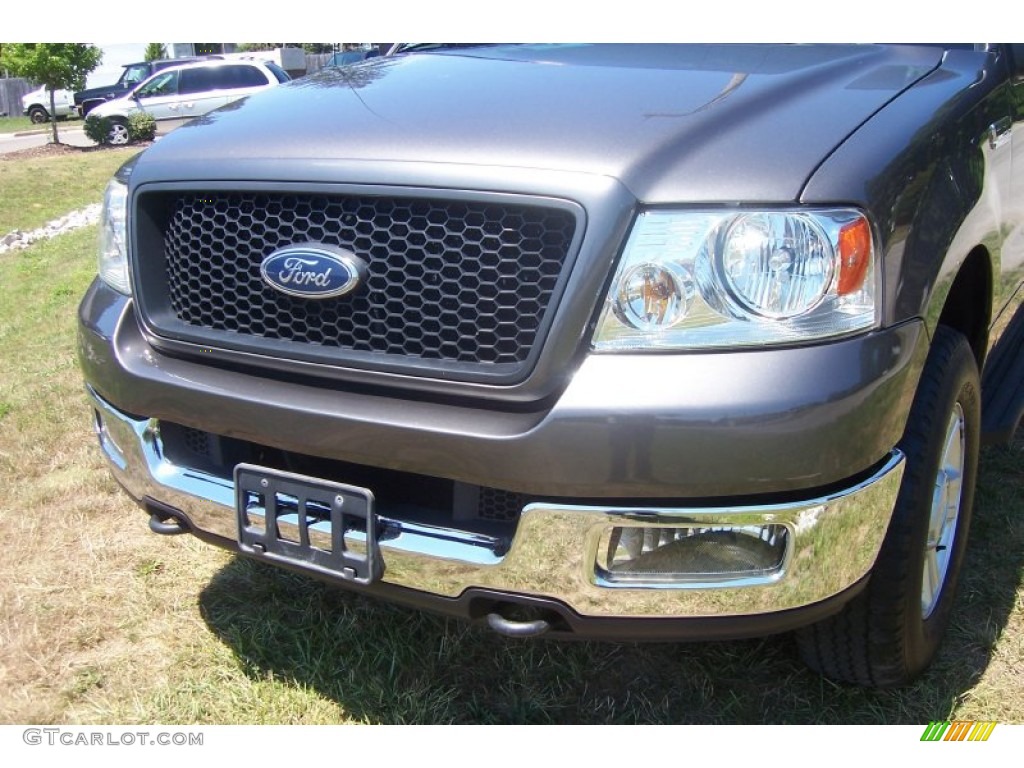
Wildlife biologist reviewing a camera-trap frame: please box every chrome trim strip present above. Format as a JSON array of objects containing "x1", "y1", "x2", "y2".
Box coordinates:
[{"x1": 89, "y1": 386, "x2": 904, "y2": 618}]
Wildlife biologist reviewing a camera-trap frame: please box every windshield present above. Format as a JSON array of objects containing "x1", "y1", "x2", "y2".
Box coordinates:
[
  {"x1": 119, "y1": 64, "x2": 151, "y2": 88},
  {"x1": 264, "y1": 61, "x2": 291, "y2": 84},
  {"x1": 134, "y1": 70, "x2": 178, "y2": 98}
]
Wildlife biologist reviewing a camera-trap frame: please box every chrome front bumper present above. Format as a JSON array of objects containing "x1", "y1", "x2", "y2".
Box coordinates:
[{"x1": 89, "y1": 386, "x2": 905, "y2": 620}]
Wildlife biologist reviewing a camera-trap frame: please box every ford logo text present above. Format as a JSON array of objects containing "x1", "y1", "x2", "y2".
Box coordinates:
[{"x1": 260, "y1": 245, "x2": 366, "y2": 299}]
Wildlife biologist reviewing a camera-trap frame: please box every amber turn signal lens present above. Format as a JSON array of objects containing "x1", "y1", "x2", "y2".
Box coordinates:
[{"x1": 837, "y1": 217, "x2": 872, "y2": 295}]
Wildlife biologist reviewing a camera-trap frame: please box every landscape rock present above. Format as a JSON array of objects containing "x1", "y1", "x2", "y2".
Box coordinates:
[{"x1": 0, "y1": 203, "x2": 102, "y2": 255}]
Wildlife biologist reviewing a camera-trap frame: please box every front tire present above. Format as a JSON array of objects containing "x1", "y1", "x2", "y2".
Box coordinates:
[
  {"x1": 28, "y1": 106, "x2": 48, "y2": 124},
  {"x1": 796, "y1": 325, "x2": 980, "y2": 687},
  {"x1": 107, "y1": 119, "x2": 130, "y2": 146}
]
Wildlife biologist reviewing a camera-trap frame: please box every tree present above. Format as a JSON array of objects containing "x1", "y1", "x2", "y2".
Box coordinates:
[
  {"x1": 0, "y1": 44, "x2": 102, "y2": 144},
  {"x1": 144, "y1": 43, "x2": 168, "y2": 62}
]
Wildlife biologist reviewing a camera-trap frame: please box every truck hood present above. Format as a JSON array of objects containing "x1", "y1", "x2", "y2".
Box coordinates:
[
  {"x1": 137, "y1": 44, "x2": 944, "y2": 203},
  {"x1": 75, "y1": 83, "x2": 126, "y2": 102}
]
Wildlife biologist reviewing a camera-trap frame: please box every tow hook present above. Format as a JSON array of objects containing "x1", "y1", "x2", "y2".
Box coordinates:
[
  {"x1": 145, "y1": 499, "x2": 192, "y2": 535},
  {"x1": 486, "y1": 609, "x2": 552, "y2": 638}
]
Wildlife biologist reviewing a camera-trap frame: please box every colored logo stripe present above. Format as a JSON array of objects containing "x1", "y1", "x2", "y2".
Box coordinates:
[
  {"x1": 966, "y1": 722, "x2": 997, "y2": 741},
  {"x1": 920, "y1": 721, "x2": 996, "y2": 741}
]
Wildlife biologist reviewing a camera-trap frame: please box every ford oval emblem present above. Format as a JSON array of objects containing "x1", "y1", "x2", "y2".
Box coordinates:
[{"x1": 259, "y1": 245, "x2": 366, "y2": 299}]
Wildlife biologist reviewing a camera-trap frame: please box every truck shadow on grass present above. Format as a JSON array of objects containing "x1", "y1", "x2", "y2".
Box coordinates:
[{"x1": 198, "y1": 440, "x2": 1023, "y2": 724}]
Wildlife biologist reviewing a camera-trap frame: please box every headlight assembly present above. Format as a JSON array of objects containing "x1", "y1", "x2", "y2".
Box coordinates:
[
  {"x1": 98, "y1": 178, "x2": 130, "y2": 295},
  {"x1": 593, "y1": 209, "x2": 877, "y2": 351}
]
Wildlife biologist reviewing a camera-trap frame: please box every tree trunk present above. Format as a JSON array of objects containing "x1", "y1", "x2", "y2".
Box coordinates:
[{"x1": 48, "y1": 88, "x2": 60, "y2": 144}]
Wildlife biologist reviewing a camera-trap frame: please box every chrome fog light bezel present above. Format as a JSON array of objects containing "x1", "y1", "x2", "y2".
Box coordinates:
[{"x1": 589, "y1": 519, "x2": 794, "y2": 589}]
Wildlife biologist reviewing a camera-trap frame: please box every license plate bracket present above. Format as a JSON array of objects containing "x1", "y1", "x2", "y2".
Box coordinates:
[{"x1": 234, "y1": 463, "x2": 382, "y2": 585}]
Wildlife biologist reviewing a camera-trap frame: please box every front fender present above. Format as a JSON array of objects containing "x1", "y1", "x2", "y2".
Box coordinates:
[{"x1": 802, "y1": 48, "x2": 1011, "y2": 336}]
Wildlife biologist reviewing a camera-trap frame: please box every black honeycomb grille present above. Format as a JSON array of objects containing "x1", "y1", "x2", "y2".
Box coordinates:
[
  {"x1": 182, "y1": 427, "x2": 210, "y2": 458},
  {"x1": 477, "y1": 487, "x2": 529, "y2": 523},
  {"x1": 158, "y1": 192, "x2": 577, "y2": 368}
]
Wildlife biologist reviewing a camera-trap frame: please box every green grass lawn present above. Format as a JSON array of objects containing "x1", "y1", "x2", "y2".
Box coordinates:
[
  {"x1": 0, "y1": 146, "x2": 138, "y2": 234},
  {"x1": 0, "y1": 116, "x2": 35, "y2": 134},
  {"x1": 0, "y1": 115, "x2": 81, "y2": 135},
  {"x1": 0, "y1": 149, "x2": 1021, "y2": 724}
]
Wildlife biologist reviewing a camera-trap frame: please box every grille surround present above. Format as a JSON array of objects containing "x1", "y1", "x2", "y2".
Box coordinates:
[{"x1": 132, "y1": 184, "x2": 584, "y2": 385}]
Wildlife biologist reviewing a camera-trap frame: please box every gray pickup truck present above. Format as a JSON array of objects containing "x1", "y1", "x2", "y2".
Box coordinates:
[{"x1": 78, "y1": 44, "x2": 1024, "y2": 688}]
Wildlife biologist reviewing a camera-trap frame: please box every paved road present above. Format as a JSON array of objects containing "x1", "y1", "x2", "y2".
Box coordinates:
[
  {"x1": 0, "y1": 125, "x2": 97, "y2": 154},
  {"x1": 0, "y1": 122, "x2": 178, "y2": 155}
]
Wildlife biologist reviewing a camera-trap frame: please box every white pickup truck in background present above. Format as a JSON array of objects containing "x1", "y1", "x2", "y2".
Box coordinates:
[{"x1": 21, "y1": 86, "x2": 76, "y2": 123}]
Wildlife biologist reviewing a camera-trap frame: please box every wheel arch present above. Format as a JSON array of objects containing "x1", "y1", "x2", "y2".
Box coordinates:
[{"x1": 931, "y1": 246, "x2": 993, "y2": 370}]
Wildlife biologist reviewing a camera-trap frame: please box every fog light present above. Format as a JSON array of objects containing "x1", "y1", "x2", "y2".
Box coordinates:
[{"x1": 595, "y1": 524, "x2": 789, "y2": 586}]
